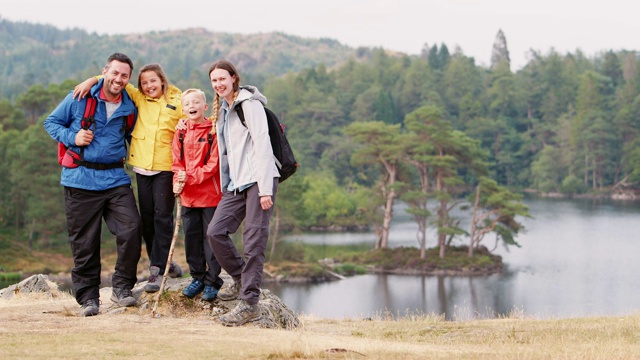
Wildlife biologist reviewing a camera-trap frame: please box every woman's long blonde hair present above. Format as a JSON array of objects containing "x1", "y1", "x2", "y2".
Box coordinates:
[{"x1": 209, "y1": 60, "x2": 240, "y2": 133}]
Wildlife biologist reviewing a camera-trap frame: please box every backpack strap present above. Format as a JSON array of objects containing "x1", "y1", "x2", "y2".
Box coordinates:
[
  {"x1": 74, "y1": 159, "x2": 125, "y2": 170},
  {"x1": 178, "y1": 130, "x2": 213, "y2": 165},
  {"x1": 81, "y1": 97, "x2": 97, "y2": 131},
  {"x1": 203, "y1": 133, "x2": 213, "y2": 165},
  {"x1": 77, "y1": 97, "x2": 98, "y2": 162},
  {"x1": 127, "y1": 113, "x2": 135, "y2": 131},
  {"x1": 121, "y1": 113, "x2": 135, "y2": 134},
  {"x1": 73, "y1": 97, "x2": 126, "y2": 170},
  {"x1": 178, "y1": 130, "x2": 185, "y2": 161},
  {"x1": 121, "y1": 113, "x2": 135, "y2": 168},
  {"x1": 236, "y1": 103, "x2": 247, "y2": 128}
]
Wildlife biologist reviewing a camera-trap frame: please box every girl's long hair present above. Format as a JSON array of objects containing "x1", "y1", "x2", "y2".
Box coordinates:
[{"x1": 137, "y1": 63, "x2": 170, "y2": 101}]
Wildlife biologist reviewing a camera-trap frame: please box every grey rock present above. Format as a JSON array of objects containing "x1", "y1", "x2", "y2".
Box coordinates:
[{"x1": 0, "y1": 274, "x2": 56, "y2": 299}]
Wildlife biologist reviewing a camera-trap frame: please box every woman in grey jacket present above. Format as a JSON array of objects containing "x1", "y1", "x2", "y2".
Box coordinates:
[{"x1": 205, "y1": 60, "x2": 280, "y2": 326}]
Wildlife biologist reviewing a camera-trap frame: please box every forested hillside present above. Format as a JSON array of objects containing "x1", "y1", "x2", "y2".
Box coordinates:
[
  {"x1": 0, "y1": 18, "x2": 358, "y2": 99},
  {"x1": 1, "y1": 20, "x2": 639, "y2": 258}
]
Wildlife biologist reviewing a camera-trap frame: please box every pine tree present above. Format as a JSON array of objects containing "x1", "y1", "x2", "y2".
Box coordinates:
[
  {"x1": 344, "y1": 121, "x2": 406, "y2": 249},
  {"x1": 490, "y1": 29, "x2": 511, "y2": 70},
  {"x1": 599, "y1": 51, "x2": 623, "y2": 88}
]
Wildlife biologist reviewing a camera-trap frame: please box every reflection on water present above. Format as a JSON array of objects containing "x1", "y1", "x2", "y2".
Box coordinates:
[
  {"x1": 264, "y1": 271, "x2": 518, "y2": 320},
  {"x1": 265, "y1": 197, "x2": 640, "y2": 320}
]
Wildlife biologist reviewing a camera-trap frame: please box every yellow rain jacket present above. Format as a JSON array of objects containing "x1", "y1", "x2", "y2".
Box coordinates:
[{"x1": 126, "y1": 83, "x2": 183, "y2": 171}]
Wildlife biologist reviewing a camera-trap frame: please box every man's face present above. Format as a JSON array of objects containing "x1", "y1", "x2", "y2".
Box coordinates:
[{"x1": 102, "y1": 60, "x2": 131, "y2": 99}]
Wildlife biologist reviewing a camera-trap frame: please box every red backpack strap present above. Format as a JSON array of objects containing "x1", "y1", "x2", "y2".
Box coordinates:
[
  {"x1": 81, "y1": 97, "x2": 97, "y2": 131},
  {"x1": 126, "y1": 113, "x2": 135, "y2": 132},
  {"x1": 121, "y1": 113, "x2": 136, "y2": 135},
  {"x1": 77, "y1": 97, "x2": 98, "y2": 161}
]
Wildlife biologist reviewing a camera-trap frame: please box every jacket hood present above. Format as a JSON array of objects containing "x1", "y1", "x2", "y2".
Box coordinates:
[
  {"x1": 234, "y1": 85, "x2": 267, "y2": 107},
  {"x1": 187, "y1": 118, "x2": 214, "y2": 130}
]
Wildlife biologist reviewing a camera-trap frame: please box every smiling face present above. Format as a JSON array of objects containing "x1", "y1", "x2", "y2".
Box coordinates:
[
  {"x1": 139, "y1": 70, "x2": 163, "y2": 99},
  {"x1": 210, "y1": 68, "x2": 237, "y2": 105},
  {"x1": 181, "y1": 89, "x2": 208, "y2": 123},
  {"x1": 102, "y1": 60, "x2": 132, "y2": 101}
]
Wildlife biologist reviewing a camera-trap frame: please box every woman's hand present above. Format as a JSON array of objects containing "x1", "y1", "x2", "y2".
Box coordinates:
[{"x1": 260, "y1": 195, "x2": 273, "y2": 210}]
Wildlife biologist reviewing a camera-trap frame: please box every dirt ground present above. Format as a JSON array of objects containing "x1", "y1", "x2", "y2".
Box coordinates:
[
  {"x1": 3, "y1": 280, "x2": 640, "y2": 360},
  {"x1": 0, "y1": 287, "x2": 437, "y2": 360}
]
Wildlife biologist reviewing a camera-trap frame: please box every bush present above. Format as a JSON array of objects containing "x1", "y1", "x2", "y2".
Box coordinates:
[
  {"x1": 269, "y1": 241, "x2": 306, "y2": 263},
  {"x1": 561, "y1": 175, "x2": 586, "y2": 194},
  {"x1": 332, "y1": 263, "x2": 367, "y2": 276}
]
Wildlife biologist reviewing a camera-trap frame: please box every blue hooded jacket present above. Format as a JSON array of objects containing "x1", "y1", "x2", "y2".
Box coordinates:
[{"x1": 44, "y1": 79, "x2": 138, "y2": 191}]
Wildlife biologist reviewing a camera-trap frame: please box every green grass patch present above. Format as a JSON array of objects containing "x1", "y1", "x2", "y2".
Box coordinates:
[
  {"x1": 267, "y1": 240, "x2": 371, "y2": 264},
  {"x1": 302, "y1": 242, "x2": 372, "y2": 263},
  {"x1": 265, "y1": 242, "x2": 502, "y2": 277},
  {"x1": 331, "y1": 263, "x2": 367, "y2": 276},
  {"x1": 0, "y1": 272, "x2": 20, "y2": 282},
  {"x1": 335, "y1": 245, "x2": 503, "y2": 274},
  {"x1": 267, "y1": 261, "x2": 327, "y2": 279},
  {"x1": 0, "y1": 232, "x2": 72, "y2": 273},
  {"x1": 265, "y1": 241, "x2": 372, "y2": 279}
]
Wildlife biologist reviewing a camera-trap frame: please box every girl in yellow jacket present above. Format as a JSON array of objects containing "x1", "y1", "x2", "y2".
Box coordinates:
[{"x1": 75, "y1": 63, "x2": 184, "y2": 292}]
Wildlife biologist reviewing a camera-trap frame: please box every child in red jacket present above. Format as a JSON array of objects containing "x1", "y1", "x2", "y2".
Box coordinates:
[{"x1": 172, "y1": 88, "x2": 223, "y2": 300}]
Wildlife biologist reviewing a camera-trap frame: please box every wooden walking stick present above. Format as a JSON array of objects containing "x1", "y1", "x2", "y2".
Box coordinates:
[{"x1": 151, "y1": 195, "x2": 182, "y2": 318}]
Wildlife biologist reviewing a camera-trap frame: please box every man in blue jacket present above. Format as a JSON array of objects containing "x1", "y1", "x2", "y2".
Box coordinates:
[{"x1": 44, "y1": 53, "x2": 142, "y2": 316}]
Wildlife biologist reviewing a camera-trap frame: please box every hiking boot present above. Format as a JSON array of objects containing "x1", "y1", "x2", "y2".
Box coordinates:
[
  {"x1": 144, "y1": 266, "x2": 161, "y2": 293},
  {"x1": 110, "y1": 287, "x2": 136, "y2": 307},
  {"x1": 201, "y1": 285, "x2": 219, "y2": 301},
  {"x1": 80, "y1": 298, "x2": 99, "y2": 317},
  {"x1": 168, "y1": 261, "x2": 183, "y2": 278},
  {"x1": 219, "y1": 300, "x2": 261, "y2": 326},
  {"x1": 182, "y1": 278, "x2": 204, "y2": 298},
  {"x1": 217, "y1": 278, "x2": 241, "y2": 301}
]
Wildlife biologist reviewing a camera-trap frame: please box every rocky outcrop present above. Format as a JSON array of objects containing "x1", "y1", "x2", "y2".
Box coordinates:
[
  {"x1": 0, "y1": 274, "x2": 65, "y2": 300},
  {"x1": 1, "y1": 274, "x2": 300, "y2": 330}
]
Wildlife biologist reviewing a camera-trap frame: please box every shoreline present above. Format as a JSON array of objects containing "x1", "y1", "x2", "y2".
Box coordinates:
[
  {"x1": 7, "y1": 261, "x2": 504, "y2": 290},
  {"x1": 523, "y1": 188, "x2": 640, "y2": 201}
]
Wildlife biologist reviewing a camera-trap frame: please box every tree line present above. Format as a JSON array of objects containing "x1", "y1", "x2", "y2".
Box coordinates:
[{"x1": 0, "y1": 29, "x2": 638, "y2": 260}]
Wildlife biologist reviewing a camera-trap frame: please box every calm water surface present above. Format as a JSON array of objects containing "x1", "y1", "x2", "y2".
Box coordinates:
[{"x1": 263, "y1": 197, "x2": 640, "y2": 320}]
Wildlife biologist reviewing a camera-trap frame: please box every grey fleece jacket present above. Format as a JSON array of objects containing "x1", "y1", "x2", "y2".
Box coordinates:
[{"x1": 216, "y1": 85, "x2": 280, "y2": 196}]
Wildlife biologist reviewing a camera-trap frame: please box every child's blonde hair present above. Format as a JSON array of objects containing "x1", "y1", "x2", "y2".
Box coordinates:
[{"x1": 181, "y1": 88, "x2": 207, "y2": 104}]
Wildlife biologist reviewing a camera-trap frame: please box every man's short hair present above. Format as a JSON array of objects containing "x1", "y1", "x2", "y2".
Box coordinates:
[{"x1": 106, "y1": 53, "x2": 134, "y2": 75}]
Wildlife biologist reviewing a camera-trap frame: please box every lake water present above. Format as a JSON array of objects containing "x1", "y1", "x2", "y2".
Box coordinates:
[
  {"x1": 262, "y1": 197, "x2": 640, "y2": 320},
  {"x1": 3, "y1": 197, "x2": 639, "y2": 321}
]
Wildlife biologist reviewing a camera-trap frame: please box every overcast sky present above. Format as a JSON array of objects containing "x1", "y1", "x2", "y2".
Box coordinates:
[{"x1": 1, "y1": 0, "x2": 636, "y2": 70}]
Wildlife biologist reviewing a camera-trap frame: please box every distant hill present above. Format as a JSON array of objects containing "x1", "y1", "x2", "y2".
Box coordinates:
[{"x1": 0, "y1": 18, "x2": 381, "y2": 99}]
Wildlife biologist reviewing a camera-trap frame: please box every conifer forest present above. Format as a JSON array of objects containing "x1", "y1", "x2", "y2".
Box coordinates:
[{"x1": 1, "y1": 20, "x2": 639, "y2": 257}]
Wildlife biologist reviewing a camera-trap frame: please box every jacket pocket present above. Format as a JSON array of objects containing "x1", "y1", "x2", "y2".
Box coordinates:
[
  {"x1": 160, "y1": 131, "x2": 174, "y2": 144},
  {"x1": 131, "y1": 129, "x2": 145, "y2": 140}
]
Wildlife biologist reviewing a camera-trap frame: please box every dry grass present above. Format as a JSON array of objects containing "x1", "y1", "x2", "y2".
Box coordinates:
[{"x1": 2, "y1": 288, "x2": 640, "y2": 360}]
